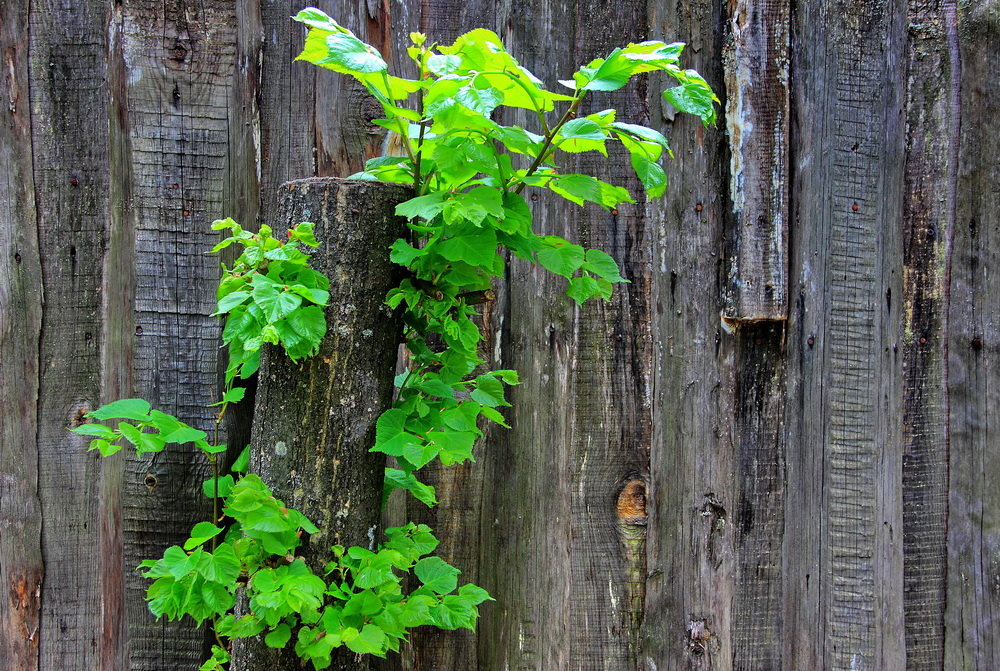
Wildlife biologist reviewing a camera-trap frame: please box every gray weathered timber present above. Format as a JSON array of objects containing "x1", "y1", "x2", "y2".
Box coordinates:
[
  {"x1": 28, "y1": 2, "x2": 119, "y2": 669},
  {"x1": 785, "y1": 1, "x2": 908, "y2": 669},
  {"x1": 722, "y1": 0, "x2": 790, "y2": 321},
  {"x1": 945, "y1": 2, "x2": 1000, "y2": 669},
  {"x1": 231, "y1": 179, "x2": 408, "y2": 671},
  {"x1": 469, "y1": 2, "x2": 659, "y2": 669},
  {"x1": 643, "y1": 2, "x2": 739, "y2": 669},
  {"x1": 0, "y1": 2, "x2": 43, "y2": 668},
  {"x1": 116, "y1": 3, "x2": 253, "y2": 667},
  {"x1": 900, "y1": 2, "x2": 959, "y2": 668}
]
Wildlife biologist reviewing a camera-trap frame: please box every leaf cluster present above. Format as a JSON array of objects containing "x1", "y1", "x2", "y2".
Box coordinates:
[
  {"x1": 212, "y1": 218, "x2": 330, "y2": 386},
  {"x1": 292, "y1": 8, "x2": 717, "y2": 507}
]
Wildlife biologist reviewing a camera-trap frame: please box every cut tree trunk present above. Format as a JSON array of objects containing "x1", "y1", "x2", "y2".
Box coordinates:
[{"x1": 230, "y1": 178, "x2": 409, "y2": 671}]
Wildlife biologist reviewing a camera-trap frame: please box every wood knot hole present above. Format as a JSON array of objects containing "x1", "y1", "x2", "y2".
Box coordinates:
[{"x1": 616, "y1": 479, "x2": 647, "y2": 525}]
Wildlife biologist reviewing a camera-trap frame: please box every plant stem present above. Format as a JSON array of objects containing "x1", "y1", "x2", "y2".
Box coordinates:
[{"x1": 513, "y1": 94, "x2": 584, "y2": 194}]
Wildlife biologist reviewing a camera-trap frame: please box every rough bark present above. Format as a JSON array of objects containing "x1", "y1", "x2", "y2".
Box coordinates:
[{"x1": 231, "y1": 178, "x2": 408, "y2": 671}]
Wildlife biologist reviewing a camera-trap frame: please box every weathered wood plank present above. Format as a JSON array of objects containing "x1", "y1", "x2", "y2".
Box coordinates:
[
  {"x1": 117, "y1": 2, "x2": 250, "y2": 666},
  {"x1": 731, "y1": 323, "x2": 786, "y2": 670},
  {"x1": 641, "y1": 2, "x2": 738, "y2": 669},
  {"x1": 784, "y1": 1, "x2": 907, "y2": 668},
  {"x1": 231, "y1": 179, "x2": 407, "y2": 671},
  {"x1": 945, "y1": 3, "x2": 1000, "y2": 669},
  {"x1": 475, "y1": 1, "x2": 656, "y2": 668},
  {"x1": 722, "y1": 0, "x2": 790, "y2": 321},
  {"x1": 0, "y1": 2, "x2": 43, "y2": 668},
  {"x1": 899, "y1": 2, "x2": 960, "y2": 668},
  {"x1": 28, "y1": 2, "x2": 115, "y2": 668}
]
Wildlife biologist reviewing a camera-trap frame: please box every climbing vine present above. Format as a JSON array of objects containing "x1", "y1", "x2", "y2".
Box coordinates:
[{"x1": 72, "y1": 7, "x2": 715, "y2": 670}]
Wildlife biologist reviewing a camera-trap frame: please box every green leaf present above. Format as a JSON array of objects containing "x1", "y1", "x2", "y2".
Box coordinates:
[
  {"x1": 184, "y1": 522, "x2": 224, "y2": 550},
  {"x1": 663, "y1": 73, "x2": 718, "y2": 125},
  {"x1": 630, "y1": 153, "x2": 667, "y2": 197},
  {"x1": 71, "y1": 423, "x2": 117, "y2": 439},
  {"x1": 389, "y1": 239, "x2": 424, "y2": 266},
  {"x1": 160, "y1": 425, "x2": 208, "y2": 445},
  {"x1": 384, "y1": 468, "x2": 437, "y2": 506},
  {"x1": 430, "y1": 430, "x2": 477, "y2": 465},
  {"x1": 549, "y1": 174, "x2": 633, "y2": 209},
  {"x1": 583, "y1": 249, "x2": 626, "y2": 283},
  {"x1": 559, "y1": 118, "x2": 606, "y2": 140},
  {"x1": 88, "y1": 398, "x2": 152, "y2": 421},
  {"x1": 437, "y1": 227, "x2": 497, "y2": 268},
  {"x1": 345, "y1": 623, "x2": 387, "y2": 655},
  {"x1": 202, "y1": 474, "x2": 235, "y2": 499},
  {"x1": 455, "y1": 82, "x2": 503, "y2": 115},
  {"x1": 231, "y1": 445, "x2": 251, "y2": 473},
  {"x1": 251, "y1": 275, "x2": 303, "y2": 323},
  {"x1": 285, "y1": 305, "x2": 326, "y2": 357},
  {"x1": 265, "y1": 623, "x2": 292, "y2": 649},
  {"x1": 292, "y1": 8, "x2": 343, "y2": 33},
  {"x1": 118, "y1": 422, "x2": 166, "y2": 456},
  {"x1": 319, "y1": 32, "x2": 388, "y2": 74},
  {"x1": 567, "y1": 275, "x2": 601, "y2": 304},
  {"x1": 470, "y1": 375, "x2": 509, "y2": 408},
  {"x1": 223, "y1": 386, "x2": 246, "y2": 404},
  {"x1": 88, "y1": 438, "x2": 122, "y2": 457},
  {"x1": 536, "y1": 238, "x2": 585, "y2": 278},
  {"x1": 427, "y1": 54, "x2": 462, "y2": 75},
  {"x1": 396, "y1": 193, "x2": 447, "y2": 221},
  {"x1": 214, "y1": 290, "x2": 251, "y2": 315},
  {"x1": 414, "y1": 556, "x2": 460, "y2": 594}
]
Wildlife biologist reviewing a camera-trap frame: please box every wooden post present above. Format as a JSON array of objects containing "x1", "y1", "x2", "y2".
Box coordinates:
[{"x1": 229, "y1": 178, "x2": 408, "y2": 670}]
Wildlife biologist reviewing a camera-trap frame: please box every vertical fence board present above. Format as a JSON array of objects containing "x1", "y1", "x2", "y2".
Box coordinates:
[
  {"x1": 0, "y1": 2, "x2": 43, "y2": 669},
  {"x1": 900, "y1": 2, "x2": 960, "y2": 668},
  {"x1": 946, "y1": 3, "x2": 1000, "y2": 669},
  {"x1": 722, "y1": 0, "x2": 790, "y2": 321},
  {"x1": 29, "y1": 2, "x2": 114, "y2": 668},
  {"x1": 116, "y1": 2, "x2": 250, "y2": 666},
  {"x1": 785, "y1": 2, "x2": 908, "y2": 669},
  {"x1": 641, "y1": 2, "x2": 737, "y2": 670}
]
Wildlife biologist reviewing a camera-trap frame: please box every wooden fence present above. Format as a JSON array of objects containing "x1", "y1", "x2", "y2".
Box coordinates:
[{"x1": 1, "y1": 0, "x2": 997, "y2": 669}]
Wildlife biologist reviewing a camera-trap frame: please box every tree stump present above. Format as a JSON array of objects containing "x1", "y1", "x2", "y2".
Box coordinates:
[{"x1": 230, "y1": 178, "x2": 409, "y2": 671}]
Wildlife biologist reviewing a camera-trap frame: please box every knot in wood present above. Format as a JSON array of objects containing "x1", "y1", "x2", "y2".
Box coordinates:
[{"x1": 616, "y1": 479, "x2": 647, "y2": 525}]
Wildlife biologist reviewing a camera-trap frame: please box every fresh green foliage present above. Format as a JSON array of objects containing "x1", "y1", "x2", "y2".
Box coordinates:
[
  {"x1": 211, "y1": 218, "x2": 330, "y2": 386},
  {"x1": 72, "y1": 11, "x2": 715, "y2": 670},
  {"x1": 72, "y1": 397, "x2": 219, "y2": 458},
  {"x1": 74, "y1": 401, "x2": 485, "y2": 670},
  {"x1": 292, "y1": 8, "x2": 717, "y2": 507}
]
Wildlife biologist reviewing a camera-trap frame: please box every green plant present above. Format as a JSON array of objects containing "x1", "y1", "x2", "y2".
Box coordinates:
[
  {"x1": 291, "y1": 9, "x2": 715, "y2": 510},
  {"x1": 72, "y1": 9, "x2": 715, "y2": 670},
  {"x1": 73, "y1": 222, "x2": 488, "y2": 669}
]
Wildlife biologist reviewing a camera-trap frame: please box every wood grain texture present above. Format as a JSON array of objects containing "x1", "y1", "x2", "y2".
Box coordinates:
[
  {"x1": 478, "y1": 1, "x2": 658, "y2": 669},
  {"x1": 116, "y1": 2, "x2": 252, "y2": 666},
  {"x1": 230, "y1": 179, "x2": 407, "y2": 671},
  {"x1": 731, "y1": 323, "x2": 786, "y2": 670},
  {"x1": 642, "y1": 2, "x2": 738, "y2": 669},
  {"x1": 0, "y1": 1, "x2": 43, "y2": 668},
  {"x1": 900, "y1": 2, "x2": 959, "y2": 668},
  {"x1": 945, "y1": 2, "x2": 1000, "y2": 669},
  {"x1": 784, "y1": 1, "x2": 907, "y2": 669},
  {"x1": 722, "y1": 0, "x2": 790, "y2": 321},
  {"x1": 28, "y1": 2, "x2": 115, "y2": 668}
]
